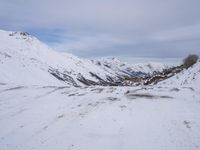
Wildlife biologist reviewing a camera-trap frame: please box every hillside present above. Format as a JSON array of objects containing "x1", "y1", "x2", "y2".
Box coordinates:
[
  {"x1": 0, "y1": 30, "x2": 168, "y2": 86},
  {"x1": 159, "y1": 60, "x2": 200, "y2": 90},
  {"x1": 0, "y1": 61, "x2": 200, "y2": 150},
  {"x1": 0, "y1": 29, "x2": 200, "y2": 150}
]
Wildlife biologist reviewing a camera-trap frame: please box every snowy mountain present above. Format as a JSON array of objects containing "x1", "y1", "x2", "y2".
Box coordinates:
[
  {"x1": 0, "y1": 59, "x2": 200, "y2": 150},
  {"x1": 92, "y1": 57, "x2": 170, "y2": 78},
  {"x1": 1, "y1": 29, "x2": 200, "y2": 150},
  {"x1": 0, "y1": 30, "x2": 168, "y2": 86}
]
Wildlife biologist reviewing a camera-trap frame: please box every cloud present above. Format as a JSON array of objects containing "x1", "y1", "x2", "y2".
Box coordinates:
[{"x1": 0, "y1": 0, "x2": 200, "y2": 59}]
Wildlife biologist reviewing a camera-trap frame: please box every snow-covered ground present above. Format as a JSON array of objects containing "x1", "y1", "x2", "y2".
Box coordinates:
[
  {"x1": 0, "y1": 29, "x2": 200, "y2": 150},
  {"x1": 0, "y1": 82, "x2": 200, "y2": 150},
  {"x1": 1, "y1": 60, "x2": 200, "y2": 150}
]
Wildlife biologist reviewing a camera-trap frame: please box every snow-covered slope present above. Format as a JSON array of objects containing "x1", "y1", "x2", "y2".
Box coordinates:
[
  {"x1": 0, "y1": 30, "x2": 114, "y2": 86},
  {"x1": 159, "y1": 60, "x2": 200, "y2": 90},
  {"x1": 1, "y1": 30, "x2": 200, "y2": 150},
  {"x1": 0, "y1": 30, "x2": 168, "y2": 86},
  {"x1": 92, "y1": 57, "x2": 170, "y2": 78}
]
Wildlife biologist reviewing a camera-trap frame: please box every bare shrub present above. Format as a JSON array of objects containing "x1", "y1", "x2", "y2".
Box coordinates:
[{"x1": 183, "y1": 54, "x2": 199, "y2": 69}]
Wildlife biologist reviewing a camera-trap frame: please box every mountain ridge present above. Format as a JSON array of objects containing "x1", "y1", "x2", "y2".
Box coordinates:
[{"x1": 0, "y1": 29, "x2": 170, "y2": 86}]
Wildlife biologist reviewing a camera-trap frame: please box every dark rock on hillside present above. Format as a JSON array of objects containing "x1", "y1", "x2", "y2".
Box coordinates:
[{"x1": 122, "y1": 65, "x2": 184, "y2": 86}]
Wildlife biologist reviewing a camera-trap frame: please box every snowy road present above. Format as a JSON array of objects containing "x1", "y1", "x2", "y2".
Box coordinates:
[{"x1": 0, "y1": 83, "x2": 200, "y2": 150}]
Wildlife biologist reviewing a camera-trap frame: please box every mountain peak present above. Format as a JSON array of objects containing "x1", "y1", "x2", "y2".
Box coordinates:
[
  {"x1": 9, "y1": 31, "x2": 31, "y2": 37},
  {"x1": 0, "y1": 29, "x2": 169, "y2": 86}
]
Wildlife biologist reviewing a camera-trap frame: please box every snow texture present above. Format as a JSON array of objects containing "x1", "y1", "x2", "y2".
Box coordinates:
[
  {"x1": 0, "y1": 29, "x2": 168, "y2": 86},
  {"x1": 0, "y1": 29, "x2": 200, "y2": 150}
]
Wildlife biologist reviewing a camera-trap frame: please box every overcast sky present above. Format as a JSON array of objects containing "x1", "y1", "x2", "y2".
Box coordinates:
[{"x1": 0, "y1": 0, "x2": 200, "y2": 62}]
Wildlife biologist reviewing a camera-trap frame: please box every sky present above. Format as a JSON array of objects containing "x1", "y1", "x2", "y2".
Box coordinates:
[{"x1": 0, "y1": 0, "x2": 200, "y2": 63}]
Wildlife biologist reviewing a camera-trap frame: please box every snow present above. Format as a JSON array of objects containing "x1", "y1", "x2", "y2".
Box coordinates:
[
  {"x1": 94, "y1": 57, "x2": 170, "y2": 76},
  {"x1": 0, "y1": 29, "x2": 200, "y2": 150},
  {"x1": 0, "y1": 83, "x2": 200, "y2": 150},
  {"x1": 0, "y1": 29, "x2": 168, "y2": 86},
  {"x1": 159, "y1": 60, "x2": 200, "y2": 90}
]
